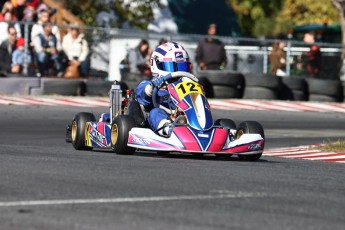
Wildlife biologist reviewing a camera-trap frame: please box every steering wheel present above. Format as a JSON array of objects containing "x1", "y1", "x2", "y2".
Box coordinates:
[{"x1": 152, "y1": 72, "x2": 199, "y2": 108}]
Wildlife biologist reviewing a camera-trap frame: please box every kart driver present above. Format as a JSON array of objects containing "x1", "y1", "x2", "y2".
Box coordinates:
[{"x1": 136, "y1": 41, "x2": 191, "y2": 137}]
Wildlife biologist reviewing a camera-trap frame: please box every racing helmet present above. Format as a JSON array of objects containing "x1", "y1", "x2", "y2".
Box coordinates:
[{"x1": 150, "y1": 42, "x2": 191, "y2": 78}]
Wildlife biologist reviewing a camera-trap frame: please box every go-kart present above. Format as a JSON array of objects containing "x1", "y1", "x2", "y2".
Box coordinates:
[{"x1": 66, "y1": 72, "x2": 265, "y2": 161}]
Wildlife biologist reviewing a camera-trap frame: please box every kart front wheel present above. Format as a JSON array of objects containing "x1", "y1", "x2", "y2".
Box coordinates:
[
  {"x1": 236, "y1": 121, "x2": 264, "y2": 161},
  {"x1": 111, "y1": 115, "x2": 136, "y2": 155},
  {"x1": 71, "y1": 112, "x2": 96, "y2": 150}
]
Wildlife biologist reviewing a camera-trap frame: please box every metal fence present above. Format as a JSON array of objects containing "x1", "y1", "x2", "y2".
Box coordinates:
[{"x1": 2, "y1": 21, "x2": 343, "y2": 81}]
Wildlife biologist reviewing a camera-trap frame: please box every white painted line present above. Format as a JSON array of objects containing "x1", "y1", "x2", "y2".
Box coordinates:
[
  {"x1": 307, "y1": 155, "x2": 345, "y2": 160},
  {"x1": 0, "y1": 192, "x2": 267, "y2": 207},
  {"x1": 280, "y1": 152, "x2": 336, "y2": 158},
  {"x1": 264, "y1": 149, "x2": 319, "y2": 155}
]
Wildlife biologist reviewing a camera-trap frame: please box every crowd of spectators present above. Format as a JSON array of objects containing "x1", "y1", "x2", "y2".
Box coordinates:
[{"x1": 0, "y1": 0, "x2": 90, "y2": 77}]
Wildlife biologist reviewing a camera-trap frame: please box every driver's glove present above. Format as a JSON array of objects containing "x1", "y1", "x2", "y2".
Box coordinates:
[{"x1": 151, "y1": 77, "x2": 165, "y2": 88}]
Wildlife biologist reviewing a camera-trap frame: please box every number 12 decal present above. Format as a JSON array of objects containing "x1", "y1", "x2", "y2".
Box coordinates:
[{"x1": 176, "y1": 82, "x2": 203, "y2": 99}]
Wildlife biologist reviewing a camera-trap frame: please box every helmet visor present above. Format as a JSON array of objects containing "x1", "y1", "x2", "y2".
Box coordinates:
[{"x1": 158, "y1": 61, "x2": 190, "y2": 72}]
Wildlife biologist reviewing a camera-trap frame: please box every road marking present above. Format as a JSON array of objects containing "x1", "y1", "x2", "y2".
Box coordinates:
[
  {"x1": 264, "y1": 146, "x2": 345, "y2": 163},
  {"x1": 1, "y1": 96, "x2": 345, "y2": 114},
  {"x1": 0, "y1": 192, "x2": 267, "y2": 207}
]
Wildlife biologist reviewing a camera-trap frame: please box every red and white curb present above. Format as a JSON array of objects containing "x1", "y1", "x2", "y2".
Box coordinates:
[
  {"x1": 1, "y1": 96, "x2": 345, "y2": 113},
  {"x1": 264, "y1": 146, "x2": 345, "y2": 163}
]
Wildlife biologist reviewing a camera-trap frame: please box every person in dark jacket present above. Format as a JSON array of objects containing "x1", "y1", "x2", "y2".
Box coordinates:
[
  {"x1": 0, "y1": 24, "x2": 17, "y2": 76},
  {"x1": 195, "y1": 23, "x2": 227, "y2": 70}
]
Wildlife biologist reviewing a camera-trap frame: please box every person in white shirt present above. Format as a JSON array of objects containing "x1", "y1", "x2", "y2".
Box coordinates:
[
  {"x1": 30, "y1": 9, "x2": 60, "y2": 44},
  {"x1": 33, "y1": 23, "x2": 63, "y2": 77},
  {"x1": 0, "y1": 11, "x2": 21, "y2": 44},
  {"x1": 62, "y1": 24, "x2": 90, "y2": 76}
]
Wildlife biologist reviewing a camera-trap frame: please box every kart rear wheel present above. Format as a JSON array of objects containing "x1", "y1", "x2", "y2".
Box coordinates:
[
  {"x1": 236, "y1": 121, "x2": 264, "y2": 161},
  {"x1": 71, "y1": 112, "x2": 96, "y2": 150},
  {"x1": 111, "y1": 115, "x2": 136, "y2": 155}
]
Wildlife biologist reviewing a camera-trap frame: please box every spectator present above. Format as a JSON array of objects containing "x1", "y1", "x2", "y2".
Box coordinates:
[
  {"x1": 269, "y1": 41, "x2": 287, "y2": 76},
  {"x1": 12, "y1": 0, "x2": 26, "y2": 21},
  {"x1": 31, "y1": 9, "x2": 60, "y2": 44},
  {"x1": 0, "y1": 1, "x2": 16, "y2": 21},
  {"x1": 0, "y1": 25, "x2": 17, "y2": 75},
  {"x1": 0, "y1": 11, "x2": 21, "y2": 44},
  {"x1": 127, "y1": 39, "x2": 152, "y2": 77},
  {"x1": 62, "y1": 24, "x2": 90, "y2": 77},
  {"x1": 297, "y1": 32, "x2": 321, "y2": 77},
  {"x1": 11, "y1": 37, "x2": 31, "y2": 73},
  {"x1": 195, "y1": 23, "x2": 227, "y2": 70},
  {"x1": 33, "y1": 23, "x2": 63, "y2": 77},
  {"x1": 157, "y1": 37, "x2": 167, "y2": 47}
]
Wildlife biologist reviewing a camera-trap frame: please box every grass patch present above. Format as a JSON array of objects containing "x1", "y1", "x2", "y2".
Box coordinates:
[{"x1": 311, "y1": 139, "x2": 345, "y2": 152}]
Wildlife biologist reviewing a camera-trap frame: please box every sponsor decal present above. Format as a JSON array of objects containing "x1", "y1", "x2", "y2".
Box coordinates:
[
  {"x1": 248, "y1": 143, "x2": 262, "y2": 151},
  {"x1": 198, "y1": 133, "x2": 209, "y2": 138},
  {"x1": 132, "y1": 136, "x2": 151, "y2": 145},
  {"x1": 175, "y1": 51, "x2": 184, "y2": 62},
  {"x1": 90, "y1": 124, "x2": 107, "y2": 145}
]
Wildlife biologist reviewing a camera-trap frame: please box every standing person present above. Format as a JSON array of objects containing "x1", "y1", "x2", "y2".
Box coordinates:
[
  {"x1": 0, "y1": 25, "x2": 17, "y2": 75},
  {"x1": 195, "y1": 23, "x2": 227, "y2": 71},
  {"x1": 297, "y1": 32, "x2": 321, "y2": 77},
  {"x1": 62, "y1": 24, "x2": 90, "y2": 77},
  {"x1": 33, "y1": 23, "x2": 63, "y2": 77},
  {"x1": 127, "y1": 39, "x2": 152, "y2": 77},
  {"x1": 269, "y1": 41, "x2": 287, "y2": 76}
]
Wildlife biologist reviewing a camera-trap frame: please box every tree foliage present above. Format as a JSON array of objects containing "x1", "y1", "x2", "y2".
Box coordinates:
[
  {"x1": 228, "y1": 0, "x2": 283, "y2": 37},
  {"x1": 62, "y1": 0, "x2": 162, "y2": 29},
  {"x1": 229, "y1": 0, "x2": 340, "y2": 37},
  {"x1": 276, "y1": 0, "x2": 339, "y2": 33}
]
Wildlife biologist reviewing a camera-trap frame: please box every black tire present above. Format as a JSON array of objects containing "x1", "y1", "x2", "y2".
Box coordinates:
[
  {"x1": 282, "y1": 76, "x2": 308, "y2": 91},
  {"x1": 86, "y1": 80, "x2": 129, "y2": 97},
  {"x1": 214, "y1": 118, "x2": 236, "y2": 130},
  {"x1": 280, "y1": 84, "x2": 308, "y2": 101},
  {"x1": 212, "y1": 85, "x2": 243, "y2": 99},
  {"x1": 307, "y1": 78, "x2": 343, "y2": 98},
  {"x1": 111, "y1": 115, "x2": 136, "y2": 155},
  {"x1": 198, "y1": 77, "x2": 214, "y2": 98},
  {"x1": 244, "y1": 73, "x2": 282, "y2": 90},
  {"x1": 243, "y1": 87, "x2": 278, "y2": 100},
  {"x1": 71, "y1": 112, "x2": 96, "y2": 150},
  {"x1": 308, "y1": 94, "x2": 340, "y2": 102},
  {"x1": 236, "y1": 121, "x2": 264, "y2": 161},
  {"x1": 198, "y1": 71, "x2": 245, "y2": 87},
  {"x1": 42, "y1": 79, "x2": 86, "y2": 96}
]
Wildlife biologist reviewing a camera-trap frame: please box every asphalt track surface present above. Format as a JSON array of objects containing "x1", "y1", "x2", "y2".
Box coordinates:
[{"x1": 0, "y1": 105, "x2": 344, "y2": 230}]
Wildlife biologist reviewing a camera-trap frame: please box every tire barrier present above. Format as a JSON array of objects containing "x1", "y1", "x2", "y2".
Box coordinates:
[
  {"x1": 280, "y1": 76, "x2": 308, "y2": 101},
  {"x1": 42, "y1": 79, "x2": 86, "y2": 96},
  {"x1": 85, "y1": 80, "x2": 129, "y2": 97},
  {"x1": 0, "y1": 74, "x2": 344, "y2": 104},
  {"x1": 243, "y1": 73, "x2": 281, "y2": 100},
  {"x1": 306, "y1": 78, "x2": 343, "y2": 102},
  {"x1": 197, "y1": 71, "x2": 244, "y2": 99}
]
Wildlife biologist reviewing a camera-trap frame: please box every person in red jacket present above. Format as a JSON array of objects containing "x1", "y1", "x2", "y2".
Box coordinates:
[{"x1": 297, "y1": 32, "x2": 321, "y2": 77}]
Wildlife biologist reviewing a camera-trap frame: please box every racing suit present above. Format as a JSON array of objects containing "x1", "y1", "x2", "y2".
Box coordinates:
[{"x1": 136, "y1": 80, "x2": 175, "y2": 135}]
